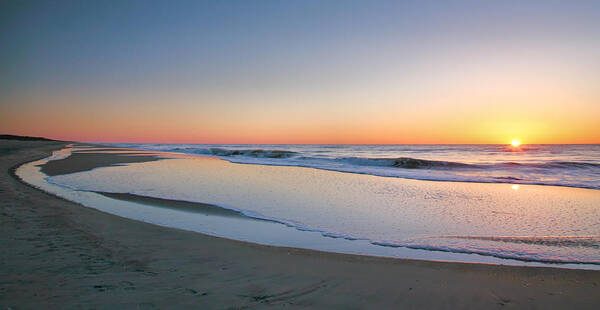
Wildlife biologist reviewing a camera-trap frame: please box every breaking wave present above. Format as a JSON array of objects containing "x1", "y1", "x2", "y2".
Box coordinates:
[
  {"x1": 338, "y1": 157, "x2": 474, "y2": 169},
  {"x1": 200, "y1": 148, "x2": 298, "y2": 158}
]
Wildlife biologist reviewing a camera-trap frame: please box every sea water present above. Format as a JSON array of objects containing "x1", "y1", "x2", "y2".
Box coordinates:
[
  {"x1": 104, "y1": 144, "x2": 600, "y2": 189},
  {"x1": 20, "y1": 144, "x2": 599, "y2": 268}
]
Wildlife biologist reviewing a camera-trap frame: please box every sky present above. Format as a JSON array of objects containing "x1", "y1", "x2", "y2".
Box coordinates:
[{"x1": 1, "y1": 0, "x2": 599, "y2": 144}]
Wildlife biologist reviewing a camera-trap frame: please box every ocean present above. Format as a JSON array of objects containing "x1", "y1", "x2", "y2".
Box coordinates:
[
  {"x1": 105, "y1": 144, "x2": 600, "y2": 189},
  {"x1": 17, "y1": 143, "x2": 600, "y2": 268}
]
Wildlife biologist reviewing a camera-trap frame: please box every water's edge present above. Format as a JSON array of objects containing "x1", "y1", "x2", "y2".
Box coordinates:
[
  {"x1": 102, "y1": 143, "x2": 600, "y2": 190},
  {"x1": 15, "y1": 146, "x2": 600, "y2": 270}
]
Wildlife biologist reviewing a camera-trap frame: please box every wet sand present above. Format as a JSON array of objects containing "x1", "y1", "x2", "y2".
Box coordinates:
[
  {"x1": 96, "y1": 192, "x2": 256, "y2": 219},
  {"x1": 1, "y1": 140, "x2": 599, "y2": 309},
  {"x1": 40, "y1": 151, "x2": 163, "y2": 176}
]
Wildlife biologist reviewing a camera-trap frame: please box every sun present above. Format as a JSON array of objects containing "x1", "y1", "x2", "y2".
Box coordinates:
[{"x1": 510, "y1": 139, "x2": 521, "y2": 147}]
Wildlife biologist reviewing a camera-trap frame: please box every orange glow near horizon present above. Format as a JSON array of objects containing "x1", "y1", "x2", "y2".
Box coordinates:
[
  {"x1": 0, "y1": 91, "x2": 599, "y2": 144},
  {"x1": 2, "y1": 91, "x2": 599, "y2": 144},
  {"x1": 2, "y1": 112, "x2": 599, "y2": 145}
]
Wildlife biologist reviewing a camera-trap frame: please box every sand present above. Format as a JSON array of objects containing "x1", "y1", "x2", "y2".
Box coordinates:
[
  {"x1": 1, "y1": 140, "x2": 599, "y2": 309},
  {"x1": 40, "y1": 151, "x2": 163, "y2": 176},
  {"x1": 96, "y1": 192, "x2": 257, "y2": 219}
]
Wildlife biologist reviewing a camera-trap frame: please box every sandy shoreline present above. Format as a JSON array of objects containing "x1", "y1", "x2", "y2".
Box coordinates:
[
  {"x1": 40, "y1": 150, "x2": 164, "y2": 176},
  {"x1": 1, "y1": 140, "x2": 599, "y2": 309}
]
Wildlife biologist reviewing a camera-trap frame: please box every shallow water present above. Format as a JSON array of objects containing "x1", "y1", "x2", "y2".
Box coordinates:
[
  {"x1": 104, "y1": 143, "x2": 600, "y2": 189},
  {"x1": 31, "y1": 146, "x2": 600, "y2": 267}
]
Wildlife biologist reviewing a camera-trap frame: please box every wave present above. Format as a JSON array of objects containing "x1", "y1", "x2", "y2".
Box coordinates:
[
  {"x1": 164, "y1": 146, "x2": 600, "y2": 170},
  {"x1": 198, "y1": 148, "x2": 298, "y2": 158},
  {"x1": 502, "y1": 146, "x2": 540, "y2": 152},
  {"x1": 500, "y1": 161, "x2": 600, "y2": 169},
  {"x1": 424, "y1": 235, "x2": 600, "y2": 249},
  {"x1": 166, "y1": 147, "x2": 480, "y2": 169},
  {"x1": 201, "y1": 148, "x2": 599, "y2": 172},
  {"x1": 338, "y1": 157, "x2": 475, "y2": 169},
  {"x1": 373, "y1": 235, "x2": 600, "y2": 265},
  {"x1": 339, "y1": 158, "x2": 600, "y2": 170},
  {"x1": 165, "y1": 146, "x2": 483, "y2": 169},
  {"x1": 373, "y1": 242, "x2": 600, "y2": 265}
]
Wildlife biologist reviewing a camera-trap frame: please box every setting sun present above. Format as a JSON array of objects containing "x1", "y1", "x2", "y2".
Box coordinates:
[{"x1": 511, "y1": 139, "x2": 521, "y2": 147}]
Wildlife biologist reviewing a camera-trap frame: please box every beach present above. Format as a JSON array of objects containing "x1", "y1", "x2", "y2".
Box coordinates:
[{"x1": 0, "y1": 140, "x2": 599, "y2": 309}]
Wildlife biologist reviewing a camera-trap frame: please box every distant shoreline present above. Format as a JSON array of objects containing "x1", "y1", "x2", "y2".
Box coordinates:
[{"x1": 0, "y1": 134, "x2": 58, "y2": 142}]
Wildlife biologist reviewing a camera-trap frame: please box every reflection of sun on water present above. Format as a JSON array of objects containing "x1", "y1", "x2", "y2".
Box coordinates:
[
  {"x1": 511, "y1": 184, "x2": 520, "y2": 190},
  {"x1": 511, "y1": 139, "x2": 521, "y2": 147}
]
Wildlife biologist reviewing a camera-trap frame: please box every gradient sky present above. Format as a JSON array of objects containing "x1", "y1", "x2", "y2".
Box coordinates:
[{"x1": 1, "y1": 0, "x2": 599, "y2": 144}]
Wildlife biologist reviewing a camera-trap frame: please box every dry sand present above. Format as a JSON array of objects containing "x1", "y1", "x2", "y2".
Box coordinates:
[{"x1": 1, "y1": 140, "x2": 599, "y2": 309}]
